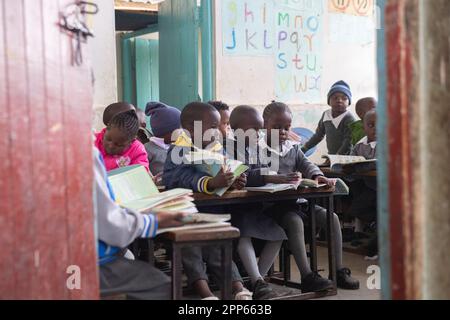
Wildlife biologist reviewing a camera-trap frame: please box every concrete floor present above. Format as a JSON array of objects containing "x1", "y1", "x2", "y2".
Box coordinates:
[{"x1": 276, "y1": 246, "x2": 381, "y2": 300}]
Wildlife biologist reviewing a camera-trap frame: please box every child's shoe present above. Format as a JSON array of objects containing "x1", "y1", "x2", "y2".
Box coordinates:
[
  {"x1": 335, "y1": 268, "x2": 360, "y2": 290},
  {"x1": 300, "y1": 272, "x2": 334, "y2": 293},
  {"x1": 234, "y1": 288, "x2": 253, "y2": 300},
  {"x1": 252, "y1": 279, "x2": 278, "y2": 300}
]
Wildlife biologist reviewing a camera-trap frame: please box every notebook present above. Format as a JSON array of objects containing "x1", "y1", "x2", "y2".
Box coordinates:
[{"x1": 245, "y1": 179, "x2": 327, "y2": 193}]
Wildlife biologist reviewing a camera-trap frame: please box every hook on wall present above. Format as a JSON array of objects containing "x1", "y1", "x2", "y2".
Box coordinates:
[{"x1": 60, "y1": 1, "x2": 99, "y2": 66}]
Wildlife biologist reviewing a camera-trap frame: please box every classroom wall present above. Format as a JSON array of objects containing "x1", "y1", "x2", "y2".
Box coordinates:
[
  {"x1": 89, "y1": 0, "x2": 118, "y2": 131},
  {"x1": 215, "y1": 0, "x2": 378, "y2": 161}
]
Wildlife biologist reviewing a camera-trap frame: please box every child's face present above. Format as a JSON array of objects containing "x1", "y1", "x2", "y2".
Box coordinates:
[
  {"x1": 186, "y1": 110, "x2": 221, "y2": 149},
  {"x1": 103, "y1": 127, "x2": 133, "y2": 156},
  {"x1": 264, "y1": 111, "x2": 292, "y2": 146},
  {"x1": 233, "y1": 116, "x2": 264, "y2": 148},
  {"x1": 219, "y1": 110, "x2": 231, "y2": 139},
  {"x1": 364, "y1": 112, "x2": 377, "y2": 143},
  {"x1": 136, "y1": 111, "x2": 147, "y2": 128},
  {"x1": 329, "y1": 92, "x2": 350, "y2": 115}
]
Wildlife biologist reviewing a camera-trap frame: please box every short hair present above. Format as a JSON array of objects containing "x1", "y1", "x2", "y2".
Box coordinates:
[
  {"x1": 181, "y1": 102, "x2": 219, "y2": 129},
  {"x1": 109, "y1": 110, "x2": 139, "y2": 141},
  {"x1": 230, "y1": 105, "x2": 263, "y2": 130},
  {"x1": 355, "y1": 97, "x2": 377, "y2": 119},
  {"x1": 103, "y1": 102, "x2": 135, "y2": 126},
  {"x1": 208, "y1": 101, "x2": 230, "y2": 112},
  {"x1": 262, "y1": 101, "x2": 292, "y2": 122}
]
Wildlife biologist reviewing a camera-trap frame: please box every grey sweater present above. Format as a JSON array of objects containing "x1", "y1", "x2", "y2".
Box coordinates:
[
  {"x1": 303, "y1": 111, "x2": 356, "y2": 155},
  {"x1": 145, "y1": 139, "x2": 169, "y2": 176}
]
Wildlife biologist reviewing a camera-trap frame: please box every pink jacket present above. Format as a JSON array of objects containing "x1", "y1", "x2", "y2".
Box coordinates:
[{"x1": 95, "y1": 128, "x2": 150, "y2": 172}]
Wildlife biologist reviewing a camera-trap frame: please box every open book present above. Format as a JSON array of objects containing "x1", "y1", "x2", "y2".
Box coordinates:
[
  {"x1": 108, "y1": 165, "x2": 196, "y2": 213},
  {"x1": 320, "y1": 155, "x2": 377, "y2": 173},
  {"x1": 245, "y1": 179, "x2": 326, "y2": 193},
  {"x1": 184, "y1": 150, "x2": 249, "y2": 196},
  {"x1": 155, "y1": 213, "x2": 232, "y2": 235}
]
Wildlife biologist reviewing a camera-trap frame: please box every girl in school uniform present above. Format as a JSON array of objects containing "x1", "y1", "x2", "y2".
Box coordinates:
[
  {"x1": 261, "y1": 101, "x2": 360, "y2": 291},
  {"x1": 95, "y1": 110, "x2": 150, "y2": 172}
]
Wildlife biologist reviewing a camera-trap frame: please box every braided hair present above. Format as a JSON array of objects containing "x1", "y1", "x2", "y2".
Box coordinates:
[
  {"x1": 263, "y1": 101, "x2": 292, "y2": 122},
  {"x1": 109, "y1": 110, "x2": 140, "y2": 141}
]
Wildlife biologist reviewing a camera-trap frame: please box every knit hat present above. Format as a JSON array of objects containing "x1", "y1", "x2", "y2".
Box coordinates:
[
  {"x1": 327, "y1": 80, "x2": 352, "y2": 105},
  {"x1": 145, "y1": 102, "x2": 181, "y2": 137}
]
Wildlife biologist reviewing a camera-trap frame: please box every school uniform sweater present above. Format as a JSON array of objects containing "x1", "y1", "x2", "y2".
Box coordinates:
[
  {"x1": 94, "y1": 148, "x2": 158, "y2": 265},
  {"x1": 145, "y1": 137, "x2": 170, "y2": 176},
  {"x1": 302, "y1": 110, "x2": 356, "y2": 155}
]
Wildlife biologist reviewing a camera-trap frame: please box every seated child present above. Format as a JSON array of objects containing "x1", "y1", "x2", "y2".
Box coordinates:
[
  {"x1": 95, "y1": 110, "x2": 149, "y2": 172},
  {"x1": 208, "y1": 101, "x2": 232, "y2": 140},
  {"x1": 262, "y1": 101, "x2": 360, "y2": 291},
  {"x1": 163, "y1": 102, "x2": 252, "y2": 301},
  {"x1": 135, "y1": 108, "x2": 152, "y2": 145},
  {"x1": 350, "y1": 109, "x2": 378, "y2": 257},
  {"x1": 226, "y1": 106, "x2": 290, "y2": 299},
  {"x1": 103, "y1": 102, "x2": 135, "y2": 126},
  {"x1": 145, "y1": 102, "x2": 181, "y2": 177},
  {"x1": 302, "y1": 81, "x2": 356, "y2": 155},
  {"x1": 349, "y1": 97, "x2": 377, "y2": 146},
  {"x1": 94, "y1": 147, "x2": 185, "y2": 300}
]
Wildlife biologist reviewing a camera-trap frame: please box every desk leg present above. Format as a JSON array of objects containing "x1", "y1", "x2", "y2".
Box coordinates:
[
  {"x1": 309, "y1": 198, "x2": 317, "y2": 272},
  {"x1": 282, "y1": 242, "x2": 291, "y2": 284},
  {"x1": 221, "y1": 242, "x2": 232, "y2": 300},
  {"x1": 327, "y1": 196, "x2": 337, "y2": 287},
  {"x1": 172, "y1": 244, "x2": 183, "y2": 300}
]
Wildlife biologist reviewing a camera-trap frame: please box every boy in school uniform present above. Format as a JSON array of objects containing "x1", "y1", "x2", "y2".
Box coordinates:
[
  {"x1": 163, "y1": 102, "x2": 252, "y2": 300},
  {"x1": 94, "y1": 147, "x2": 185, "y2": 300},
  {"x1": 302, "y1": 81, "x2": 356, "y2": 155},
  {"x1": 225, "y1": 106, "x2": 291, "y2": 300},
  {"x1": 349, "y1": 97, "x2": 377, "y2": 146},
  {"x1": 350, "y1": 110, "x2": 378, "y2": 257}
]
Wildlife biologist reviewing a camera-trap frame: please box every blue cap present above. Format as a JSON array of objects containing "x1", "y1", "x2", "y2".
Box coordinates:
[{"x1": 327, "y1": 80, "x2": 352, "y2": 105}]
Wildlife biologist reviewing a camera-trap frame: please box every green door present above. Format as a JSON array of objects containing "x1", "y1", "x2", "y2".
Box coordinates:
[{"x1": 159, "y1": 0, "x2": 200, "y2": 109}]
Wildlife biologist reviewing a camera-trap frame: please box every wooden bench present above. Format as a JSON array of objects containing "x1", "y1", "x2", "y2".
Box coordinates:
[{"x1": 157, "y1": 226, "x2": 240, "y2": 300}]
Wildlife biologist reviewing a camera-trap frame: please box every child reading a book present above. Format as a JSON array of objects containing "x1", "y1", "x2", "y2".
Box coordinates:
[
  {"x1": 349, "y1": 109, "x2": 378, "y2": 257},
  {"x1": 262, "y1": 101, "x2": 360, "y2": 291},
  {"x1": 208, "y1": 100, "x2": 232, "y2": 140},
  {"x1": 145, "y1": 102, "x2": 182, "y2": 177},
  {"x1": 94, "y1": 147, "x2": 186, "y2": 300},
  {"x1": 302, "y1": 81, "x2": 356, "y2": 155},
  {"x1": 226, "y1": 105, "x2": 294, "y2": 300},
  {"x1": 163, "y1": 102, "x2": 252, "y2": 300},
  {"x1": 349, "y1": 97, "x2": 377, "y2": 146},
  {"x1": 95, "y1": 110, "x2": 150, "y2": 172}
]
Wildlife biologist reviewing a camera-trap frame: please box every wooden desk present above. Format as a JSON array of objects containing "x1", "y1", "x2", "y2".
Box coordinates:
[
  {"x1": 193, "y1": 187, "x2": 338, "y2": 300},
  {"x1": 157, "y1": 226, "x2": 240, "y2": 300}
]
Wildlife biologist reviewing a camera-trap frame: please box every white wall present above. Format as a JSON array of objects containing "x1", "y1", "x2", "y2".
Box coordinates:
[
  {"x1": 214, "y1": 0, "x2": 378, "y2": 162},
  {"x1": 89, "y1": 0, "x2": 118, "y2": 131}
]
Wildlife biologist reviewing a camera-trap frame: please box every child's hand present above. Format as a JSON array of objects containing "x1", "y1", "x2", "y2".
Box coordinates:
[
  {"x1": 231, "y1": 173, "x2": 247, "y2": 190},
  {"x1": 208, "y1": 168, "x2": 235, "y2": 190},
  {"x1": 151, "y1": 211, "x2": 188, "y2": 229},
  {"x1": 316, "y1": 176, "x2": 336, "y2": 187},
  {"x1": 265, "y1": 172, "x2": 302, "y2": 185}
]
